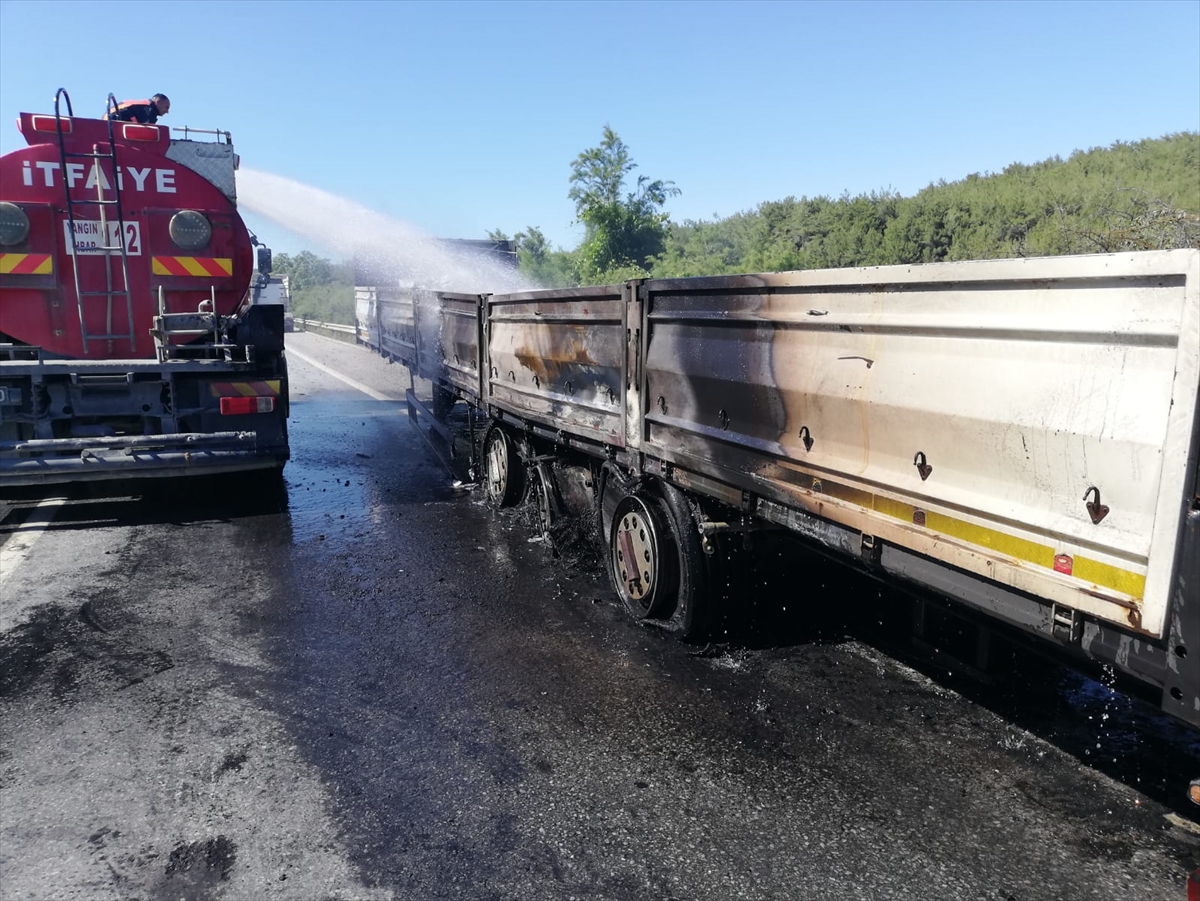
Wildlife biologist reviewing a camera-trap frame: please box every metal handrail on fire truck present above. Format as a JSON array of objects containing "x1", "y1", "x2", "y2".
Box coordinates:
[
  {"x1": 52, "y1": 88, "x2": 136, "y2": 354},
  {"x1": 170, "y1": 126, "x2": 233, "y2": 145}
]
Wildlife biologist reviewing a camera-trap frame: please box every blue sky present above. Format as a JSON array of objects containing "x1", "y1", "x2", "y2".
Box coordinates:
[{"x1": 2, "y1": 0, "x2": 1197, "y2": 258}]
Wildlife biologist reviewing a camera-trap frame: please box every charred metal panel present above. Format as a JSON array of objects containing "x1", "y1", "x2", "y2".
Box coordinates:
[
  {"x1": 356, "y1": 285, "x2": 417, "y2": 368},
  {"x1": 353, "y1": 287, "x2": 377, "y2": 350},
  {"x1": 434, "y1": 292, "x2": 484, "y2": 402},
  {"x1": 625, "y1": 283, "x2": 644, "y2": 450},
  {"x1": 486, "y1": 285, "x2": 627, "y2": 447},
  {"x1": 640, "y1": 250, "x2": 1200, "y2": 637},
  {"x1": 413, "y1": 289, "x2": 443, "y2": 383}
]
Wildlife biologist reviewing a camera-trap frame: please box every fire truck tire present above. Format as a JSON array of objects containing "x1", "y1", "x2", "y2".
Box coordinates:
[{"x1": 484, "y1": 427, "x2": 523, "y2": 508}]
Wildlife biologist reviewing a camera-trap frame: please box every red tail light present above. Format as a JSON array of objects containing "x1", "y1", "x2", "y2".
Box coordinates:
[{"x1": 220, "y1": 396, "x2": 275, "y2": 415}]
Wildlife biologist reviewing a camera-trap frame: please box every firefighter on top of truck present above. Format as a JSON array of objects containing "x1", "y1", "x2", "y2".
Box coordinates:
[{"x1": 106, "y1": 93, "x2": 170, "y2": 124}]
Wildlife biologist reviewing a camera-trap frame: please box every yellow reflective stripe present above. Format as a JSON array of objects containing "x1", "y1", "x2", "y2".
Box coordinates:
[
  {"x1": 811, "y1": 477, "x2": 1146, "y2": 600},
  {"x1": 871, "y1": 495, "x2": 913, "y2": 525},
  {"x1": 1074, "y1": 556, "x2": 1146, "y2": 599},
  {"x1": 235, "y1": 382, "x2": 257, "y2": 396},
  {"x1": 923, "y1": 510, "x2": 1056, "y2": 570}
]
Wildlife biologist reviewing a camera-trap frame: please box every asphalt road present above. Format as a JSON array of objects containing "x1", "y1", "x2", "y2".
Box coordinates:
[{"x1": 1, "y1": 330, "x2": 1197, "y2": 901}]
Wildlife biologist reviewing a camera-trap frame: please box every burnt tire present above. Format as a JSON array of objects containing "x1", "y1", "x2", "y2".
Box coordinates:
[
  {"x1": 656, "y1": 481, "x2": 718, "y2": 642},
  {"x1": 484, "y1": 427, "x2": 523, "y2": 508}
]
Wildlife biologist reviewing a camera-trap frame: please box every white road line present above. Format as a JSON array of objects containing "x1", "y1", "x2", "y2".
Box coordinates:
[
  {"x1": 286, "y1": 346, "x2": 396, "y2": 402},
  {"x1": 0, "y1": 497, "x2": 67, "y2": 592}
]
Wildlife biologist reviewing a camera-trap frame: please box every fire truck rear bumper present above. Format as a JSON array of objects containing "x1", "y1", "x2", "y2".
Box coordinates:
[{"x1": 0, "y1": 431, "x2": 289, "y2": 487}]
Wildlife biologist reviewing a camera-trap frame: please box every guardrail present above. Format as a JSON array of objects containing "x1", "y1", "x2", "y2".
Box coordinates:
[{"x1": 293, "y1": 318, "x2": 359, "y2": 344}]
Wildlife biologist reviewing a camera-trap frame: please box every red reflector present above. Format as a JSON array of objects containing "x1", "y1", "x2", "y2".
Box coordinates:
[
  {"x1": 121, "y1": 123, "x2": 161, "y2": 142},
  {"x1": 1053, "y1": 554, "x2": 1074, "y2": 576},
  {"x1": 31, "y1": 115, "x2": 71, "y2": 133},
  {"x1": 220, "y1": 395, "x2": 275, "y2": 415}
]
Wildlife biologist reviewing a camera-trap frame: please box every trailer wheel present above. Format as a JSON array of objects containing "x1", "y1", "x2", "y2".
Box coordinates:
[
  {"x1": 603, "y1": 477, "x2": 718, "y2": 641},
  {"x1": 657, "y1": 482, "x2": 718, "y2": 642},
  {"x1": 484, "y1": 427, "x2": 523, "y2": 507},
  {"x1": 609, "y1": 493, "x2": 678, "y2": 621}
]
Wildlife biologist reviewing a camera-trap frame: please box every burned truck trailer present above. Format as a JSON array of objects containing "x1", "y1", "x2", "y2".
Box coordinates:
[
  {"x1": 0, "y1": 90, "x2": 289, "y2": 485},
  {"x1": 359, "y1": 250, "x2": 1200, "y2": 742}
]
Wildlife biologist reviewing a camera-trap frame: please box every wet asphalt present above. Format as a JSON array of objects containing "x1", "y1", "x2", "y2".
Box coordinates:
[{"x1": 0, "y1": 330, "x2": 1197, "y2": 901}]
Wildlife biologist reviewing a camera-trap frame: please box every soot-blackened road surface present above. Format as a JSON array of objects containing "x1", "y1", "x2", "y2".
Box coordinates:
[{"x1": 1, "y1": 331, "x2": 1197, "y2": 901}]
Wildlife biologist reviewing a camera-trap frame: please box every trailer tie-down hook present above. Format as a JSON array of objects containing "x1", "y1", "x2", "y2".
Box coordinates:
[
  {"x1": 913, "y1": 451, "x2": 932, "y2": 481},
  {"x1": 1083, "y1": 486, "x2": 1109, "y2": 524}
]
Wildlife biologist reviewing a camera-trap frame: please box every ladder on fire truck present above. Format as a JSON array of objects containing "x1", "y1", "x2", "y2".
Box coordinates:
[{"x1": 52, "y1": 89, "x2": 136, "y2": 354}]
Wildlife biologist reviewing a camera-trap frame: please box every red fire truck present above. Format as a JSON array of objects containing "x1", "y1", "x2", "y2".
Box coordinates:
[{"x1": 0, "y1": 90, "x2": 289, "y2": 486}]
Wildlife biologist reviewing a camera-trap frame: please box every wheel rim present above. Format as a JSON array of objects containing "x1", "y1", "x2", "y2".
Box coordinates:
[
  {"x1": 486, "y1": 432, "x2": 508, "y2": 505},
  {"x1": 611, "y1": 496, "x2": 660, "y2": 614}
]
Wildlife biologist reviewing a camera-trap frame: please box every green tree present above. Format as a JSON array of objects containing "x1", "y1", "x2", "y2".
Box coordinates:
[
  {"x1": 490, "y1": 225, "x2": 581, "y2": 288},
  {"x1": 639, "y1": 132, "x2": 1197, "y2": 278},
  {"x1": 272, "y1": 250, "x2": 353, "y2": 323},
  {"x1": 568, "y1": 126, "x2": 680, "y2": 282},
  {"x1": 273, "y1": 250, "x2": 334, "y2": 291}
]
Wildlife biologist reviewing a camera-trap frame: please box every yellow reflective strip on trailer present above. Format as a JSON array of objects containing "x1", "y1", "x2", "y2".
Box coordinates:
[
  {"x1": 809, "y1": 475, "x2": 1147, "y2": 600},
  {"x1": 871, "y1": 495, "x2": 913, "y2": 524},
  {"x1": 923, "y1": 510, "x2": 1056, "y2": 570},
  {"x1": 1074, "y1": 555, "x2": 1146, "y2": 599}
]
